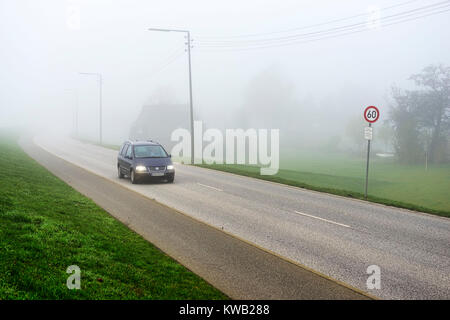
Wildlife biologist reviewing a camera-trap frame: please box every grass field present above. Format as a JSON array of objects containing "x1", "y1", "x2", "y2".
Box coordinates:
[
  {"x1": 0, "y1": 132, "x2": 227, "y2": 299},
  {"x1": 197, "y1": 148, "x2": 450, "y2": 218}
]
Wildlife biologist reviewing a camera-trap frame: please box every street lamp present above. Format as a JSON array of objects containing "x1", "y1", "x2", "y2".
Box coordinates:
[
  {"x1": 79, "y1": 72, "x2": 103, "y2": 144},
  {"x1": 148, "y1": 28, "x2": 195, "y2": 165}
]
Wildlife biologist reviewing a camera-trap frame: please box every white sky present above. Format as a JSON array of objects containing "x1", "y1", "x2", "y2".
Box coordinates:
[{"x1": 1, "y1": 0, "x2": 449, "y2": 143}]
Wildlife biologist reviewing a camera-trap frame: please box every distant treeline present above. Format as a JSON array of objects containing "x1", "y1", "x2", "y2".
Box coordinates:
[{"x1": 388, "y1": 64, "x2": 449, "y2": 164}]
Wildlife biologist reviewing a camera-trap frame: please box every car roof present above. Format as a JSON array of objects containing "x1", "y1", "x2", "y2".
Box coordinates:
[{"x1": 125, "y1": 140, "x2": 160, "y2": 146}]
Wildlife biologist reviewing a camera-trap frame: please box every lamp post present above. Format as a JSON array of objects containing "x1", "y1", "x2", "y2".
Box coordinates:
[
  {"x1": 148, "y1": 28, "x2": 194, "y2": 164},
  {"x1": 79, "y1": 72, "x2": 103, "y2": 144}
]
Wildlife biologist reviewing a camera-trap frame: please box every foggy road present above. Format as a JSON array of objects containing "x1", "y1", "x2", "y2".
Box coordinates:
[
  {"x1": 20, "y1": 135, "x2": 370, "y2": 300},
  {"x1": 26, "y1": 134, "x2": 450, "y2": 300}
]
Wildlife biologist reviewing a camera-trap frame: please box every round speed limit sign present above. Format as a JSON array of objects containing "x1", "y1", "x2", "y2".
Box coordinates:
[{"x1": 364, "y1": 106, "x2": 380, "y2": 123}]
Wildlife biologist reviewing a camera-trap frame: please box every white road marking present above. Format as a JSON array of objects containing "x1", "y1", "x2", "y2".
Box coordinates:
[
  {"x1": 294, "y1": 210, "x2": 351, "y2": 228},
  {"x1": 197, "y1": 183, "x2": 223, "y2": 192}
]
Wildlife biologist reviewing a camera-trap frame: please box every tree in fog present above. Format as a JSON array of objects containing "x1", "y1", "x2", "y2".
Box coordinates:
[
  {"x1": 389, "y1": 64, "x2": 449, "y2": 164},
  {"x1": 376, "y1": 122, "x2": 395, "y2": 153},
  {"x1": 410, "y1": 65, "x2": 450, "y2": 163},
  {"x1": 240, "y1": 66, "x2": 298, "y2": 130},
  {"x1": 389, "y1": 87, "x2": 423, "y2": 164},
  {"x1": 344, "y1": 115, "x2": 366, "y2": 154}
]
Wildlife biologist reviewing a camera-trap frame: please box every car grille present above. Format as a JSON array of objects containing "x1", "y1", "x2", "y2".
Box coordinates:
[{"x1": 148, "y1": 166, "x2": 166, "y2": 172}]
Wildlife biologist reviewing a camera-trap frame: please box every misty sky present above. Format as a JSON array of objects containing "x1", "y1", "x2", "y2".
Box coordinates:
[{"x1": 1, "y1": 0, "x2": 449, "y2": 144}]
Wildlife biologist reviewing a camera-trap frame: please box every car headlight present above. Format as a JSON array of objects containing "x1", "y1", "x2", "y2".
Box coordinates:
[
  {"x1": 135, "y1": 165, "x2": 147, "y2": 172},
  {"x1": 167, "y1": 165, "x2": 174, "y2": 170}
]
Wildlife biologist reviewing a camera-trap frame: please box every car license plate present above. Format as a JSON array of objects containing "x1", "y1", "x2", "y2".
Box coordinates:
[{"x1": 151, "y1": 172, "x2": 164, "y2": 176}]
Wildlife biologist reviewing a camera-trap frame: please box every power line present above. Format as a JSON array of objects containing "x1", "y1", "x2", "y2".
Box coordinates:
[
  {"x1": 146, "y1": 44, "x2": 185, "y2": 77},
  {"x1": 196, "y1": 8, "x2": 450, "y2": 51},
  {"x1": 148, "y1": 50, "x2": 186, "y2": 79},
  {"x1": 195, "y1": 5, "x2": 450, "y2": 51},
  {"x1": 196, "y1": 1, "x2": 450, "y2": 47},
  {"x1": 196, "y1": 0, "x2": 422, "y2": 40},
  {"x1": 151, "y1": 45, "x2": 185, "y2": 69}
]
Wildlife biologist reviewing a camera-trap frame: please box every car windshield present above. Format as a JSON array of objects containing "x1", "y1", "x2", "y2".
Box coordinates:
[{"x1": 134, "y1": 145, "x2": 168, "y2": 158}]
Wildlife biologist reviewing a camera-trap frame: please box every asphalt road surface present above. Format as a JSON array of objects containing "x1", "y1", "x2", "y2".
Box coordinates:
[
  {"x1": 20, "y1": 136, "x2": 368, "y2": 300},
  {"x1": 22, "y1": 135, "x2": 450, "y2": 299}
]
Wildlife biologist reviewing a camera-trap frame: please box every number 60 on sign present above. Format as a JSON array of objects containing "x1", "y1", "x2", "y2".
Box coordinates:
[{"x1": 364, "y1": 106, "x2": 380, "y2": 123}]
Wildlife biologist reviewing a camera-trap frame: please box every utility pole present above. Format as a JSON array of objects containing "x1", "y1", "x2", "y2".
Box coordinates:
[
  {"x1": 79, "y1": 72, "x2": 103, "y2": 144},
  {"x1": 148, "y1": 28, "x2": 195, "y2": 164},
  {"x1": 187, "y1": 31, "x2": 195, "y2": 165}
]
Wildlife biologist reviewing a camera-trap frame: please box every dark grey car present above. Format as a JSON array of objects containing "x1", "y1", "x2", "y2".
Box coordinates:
[{"x1": 117, "y1": 140, "x2": 175, "y2": 184}]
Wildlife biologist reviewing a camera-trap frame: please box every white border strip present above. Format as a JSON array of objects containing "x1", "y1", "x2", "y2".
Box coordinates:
[
  {"x1": 294, "y1": 210, "x2": 351, "y2": 228},
  {"x1": 197, "y1": 183, "x2": 223, "y2": 192}
]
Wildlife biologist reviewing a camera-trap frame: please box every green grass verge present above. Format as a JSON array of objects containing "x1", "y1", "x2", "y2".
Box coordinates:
[
  {"x1": 195, "y1": 163, "x2": 450, "y2": 218},
  {"x1": 280, "y1": 149, "x2": 450, "y2": 213},
  {"x1": 0, "y1": 131, "x2": 228, "y2": 299}
]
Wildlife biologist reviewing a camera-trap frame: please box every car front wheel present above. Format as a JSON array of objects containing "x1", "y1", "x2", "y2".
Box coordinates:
[{"x1": 130, "y1": 170, "x2": 138, "y2": 184}]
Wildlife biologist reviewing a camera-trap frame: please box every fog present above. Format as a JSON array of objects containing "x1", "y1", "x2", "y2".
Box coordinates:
[{"x1": 1, "y1": 0, "x2": 449, "y2": 157}]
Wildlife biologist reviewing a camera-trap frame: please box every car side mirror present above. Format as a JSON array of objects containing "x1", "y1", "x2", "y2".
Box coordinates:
[{"x1": 169, "y1": 154, "x2": 172, "y2": 158}]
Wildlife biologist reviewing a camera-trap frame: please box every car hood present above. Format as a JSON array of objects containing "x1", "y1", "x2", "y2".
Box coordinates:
[{"x1": 134, "y1": 157, "x2": 172, "y2": 167}]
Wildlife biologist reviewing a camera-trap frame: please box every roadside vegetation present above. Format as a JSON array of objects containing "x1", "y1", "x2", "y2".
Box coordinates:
[
  {"x1": 0, "y1": 131, "x2": 227, "y2": 299},
  {"x1": 197, "y1": 150, "x2": 450, "y2": 218}
]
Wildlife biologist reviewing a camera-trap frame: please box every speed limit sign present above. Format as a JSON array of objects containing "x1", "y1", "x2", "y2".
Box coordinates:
[
  {"x1": 364, "y1": 106, "x2": 380, "y2": 123},
  {"x1": 363, "y1": 105, "x2": 380, "y2": 201}
]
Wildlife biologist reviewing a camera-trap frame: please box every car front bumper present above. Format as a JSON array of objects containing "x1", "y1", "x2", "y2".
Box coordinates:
[{"x1": 135, "y1": 169, "x2": 174, "y2": 178}]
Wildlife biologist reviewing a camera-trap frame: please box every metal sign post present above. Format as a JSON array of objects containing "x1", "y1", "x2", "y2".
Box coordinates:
[
  {"x1": 364, "y1": 122, "x2": 372, "y2": 200},
  {"x1": 363, "y1": 106, "x2": 379, "y2": 200}
]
